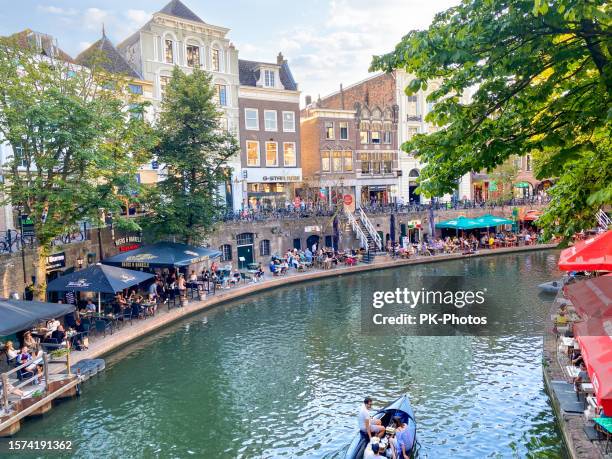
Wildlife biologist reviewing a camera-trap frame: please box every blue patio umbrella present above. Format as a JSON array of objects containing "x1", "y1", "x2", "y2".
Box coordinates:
[
  {"x1": 390, "y1": 213, "x2": 396, "y2": 244},
  {"x1": 333, "y1": 216, "x2": 339, "y2": 250}
]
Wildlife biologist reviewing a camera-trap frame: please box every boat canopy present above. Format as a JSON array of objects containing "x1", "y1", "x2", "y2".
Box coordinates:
[{"x1": 380, "y1": 394, "x2": 416, "y2": 422}]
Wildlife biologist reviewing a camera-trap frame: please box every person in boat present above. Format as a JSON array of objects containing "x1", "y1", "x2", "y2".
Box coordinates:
[
  {"x1": 363, "y1": 439, "x2": 385, "y2": 459},
  {"x1": 358, "y1": 397, "x2": 385, "y2": 442},
  {"x1": 393, "y1": 415, "x2": 414, "y2": 459}
]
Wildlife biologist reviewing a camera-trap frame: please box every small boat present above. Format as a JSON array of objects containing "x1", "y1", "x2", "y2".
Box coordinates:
[
  {"x1": 345, "y1": 394, "x2": 417, "y2": 458},
  {"x1": 538, "y1": 280, "x2": 563, "y2": 293}
]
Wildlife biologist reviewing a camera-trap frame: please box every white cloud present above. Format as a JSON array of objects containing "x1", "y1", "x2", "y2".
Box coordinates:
[
  {"x1": 279, "y1": 0, "x2": 460, "y2": 102},
  {"x1": 37, "y1": 5, "x2": 78, "y2": 16}
]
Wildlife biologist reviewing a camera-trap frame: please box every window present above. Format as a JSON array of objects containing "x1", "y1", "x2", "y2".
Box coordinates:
[
  {"x1": 427, "y1": 101, "x2": 435, "y2": 113},
  {"x1": 265, "y1": 142, "x2": 278, "y2": 166},
  {"x1": 321, "y1": 151, "x2": 330, "y2": 172},
  {"x1": 283, "y1": 142, "x2": 296, "y2": 167},
  {"x1": 282, "y1": 111, "x2": 295, "y2": 132},
  {"x1": 128, "y1": 84, "x2": 143, "y2": 95},
  {"x1": 159, "y1": 76, "x2": 171, "y2": 99},
  {"x1": 264, "y1": 70, "x2": 275, "y2": 87},
  {"x1": 339, "y1": 122, "x2": 348, "y2": 140},
  {"x1": 526, "y1": 154, "x2": 532, "y2": 171},
  {"x1": 129, "y1": 103, "x2": 143, "y2": 120},
  {"x1": 407, "y1": 127, "x2": 418, "y2": 139},
  {"x1": 513, "y1": 157, "x2": 521, "y2": 170},
  {"x1": 360, "y1": 131, "x2": 368, "y2": 144},
  {"x1": 406, "y1": 95, "x2": 419, "y2": 119},
  {"x1": 212, "y1": 48, "x2": 220, "y2": 71},
  {"x1": 383, "y1": 153, "x2": 393, "y2": 173},
  {"x1": 371, "y1": 131, "x2": 381, "y2": 144},
  {"x1": 220, "y1": 244, "x2": 232, "y2": 261},
  {"x1": 186, "y1": 45, "x2": 200, "y2": 67},
  {"x1": 245, "y1": 108, "x2": 258, "y2": 130},
  {"x1": 246, "y1": 141, "x2": 260, "y2": 166},
  {"x1": 325, "y1": 121, "x2": 334, "y2": 139},
  {"x1": 215, "y1": 84, "x2": 227, "y2": 106},
  {"x1": 332, "y1": 151, "x2": 342, "y2": 172},
  {"x1": 361, "y1": 161, "x2": 370, "y2": 174},
  {"x1": 236, "y1": 233, "x2": 254, "y2": 246},
  {"x1": 164, "y1": 39, "x2": 174, "y2": 63},
  {"x1": 260, "y1": 239, "x2": 270, "y2": 256},
  {"x1": 13, "y1": 146, "x2": 27, "y2": 167},
  {"x1": 343, "y1": 151, "x2": 353, "y2": 172},
  {"x1": 264, "y1": 110, "x2": 277, "y2": 131},
  {"x1": 383, "y1": 131, "x2": 392, "y2": 144}
]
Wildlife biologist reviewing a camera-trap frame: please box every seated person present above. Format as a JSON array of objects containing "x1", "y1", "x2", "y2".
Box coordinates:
[
  {"x1": 554, "y1": 310, "x2": 569, "y2": 325},
  {"x1": 46, "y1": 318, "x2": 60, "y2": 332},
  {"x1": 230, "y1": 270, "x2": 241, "y2": 286},
  {"x1": 50, "y1": 324, "x2": 67, "y2": 344},
  {"x1": 85, "y1": 299, "x2": 96, "y2": 313},
  {"x1": 269, "y1": 260, "x2": 278, "y2": 274}
]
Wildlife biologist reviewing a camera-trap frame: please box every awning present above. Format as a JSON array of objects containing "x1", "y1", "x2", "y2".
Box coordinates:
[
  {"x1": 436, "y1": 214, "x2": 513, "y2": 230},
  {"x1": 0, "y1": 300, "x2": 75, "y2": 336},
  {"x1": 46, "y1": 264, "x2": 155, "y2": 294},
  {"x1": 514, "y1": 182, "x2": 531, "y2": 188},
  {"x1": 564, "y1": 275, "x2": 612, "y2": 318},
  {"x1": 576, "y1": 331, "x2": 612, "y2": 415},
  {"x1": 102, "y1": 242, "x2": 221, "y2": 269},
  {"x1": 558, "y1": 230, "x2": 612, "y2": 272},
  {"x1": 520, "y1": 210, "x2": 542, "y2": 222}
]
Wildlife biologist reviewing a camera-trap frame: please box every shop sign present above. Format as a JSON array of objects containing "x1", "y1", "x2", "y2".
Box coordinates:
[
  {"x1": 304, "y1": 226, "x2": 321, "y2": 233},
  {"x1": 46, "y1": 252, "x2": 66, "y2": 272},
  {"x1": 343, "y1": 194, "x2": 353, "y2": 206}
]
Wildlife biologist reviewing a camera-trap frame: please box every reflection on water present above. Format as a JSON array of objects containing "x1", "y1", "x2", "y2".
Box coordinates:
[{"x1": 17, "y1": 251, "x2": 566, "y2": 458}]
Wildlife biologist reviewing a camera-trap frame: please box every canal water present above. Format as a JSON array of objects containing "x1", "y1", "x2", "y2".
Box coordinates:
[{"x1": 17, "y1": 251, "x2": 566, "y2": 458}]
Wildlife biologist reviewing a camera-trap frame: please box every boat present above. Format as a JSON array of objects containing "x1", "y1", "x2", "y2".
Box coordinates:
[
  {"x1": 538, "y1": 280, "x2": 563, "y2": 293},
  {"x1": 345, "y1": 394, "x2": 417, "y2": 459}
]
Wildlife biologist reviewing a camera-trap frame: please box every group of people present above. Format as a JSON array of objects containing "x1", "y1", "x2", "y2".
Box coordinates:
[{"x1": 358, "y1": 397, "x2": 414, "y2": 459}]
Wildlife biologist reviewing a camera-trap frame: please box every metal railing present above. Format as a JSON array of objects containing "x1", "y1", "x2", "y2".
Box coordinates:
[
  {"x1": 357, "y1": 208, "x2": 383, "y2": 250},
  {"x1": 344, "y1": 208, "x2": 369, "y2": 250},
  {"x1": 596, "y1": 209, "x2": 611, "y2": 230},
  {"x1": 0, "y1": 222, "x2": 90, "y2": 254}
]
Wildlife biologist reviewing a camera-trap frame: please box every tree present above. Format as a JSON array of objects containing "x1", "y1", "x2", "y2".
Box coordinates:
[
  {"x1": 487, "y1": 159, "x2": 519, "y2": 202},
  {"x1": 0, "y1": 36, "x2": 155, "y2": 299},
  {"x1": 142, "y1": 67, "x2": 239, "y2": 244},
  {"x1": 372, "y1": 0, "x2": 611, "y2": 239}
]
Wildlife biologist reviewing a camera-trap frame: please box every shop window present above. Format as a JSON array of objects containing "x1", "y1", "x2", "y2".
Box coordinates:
[
  {"x1": 343, "y1": 151, "x2": 353, "y2": 172},
  {"x1": 332, "y1": 151, "x2": 342, "y2": 172},
  {"x1": 321, "y1": 151, "x2": 330, "y2": 172}
]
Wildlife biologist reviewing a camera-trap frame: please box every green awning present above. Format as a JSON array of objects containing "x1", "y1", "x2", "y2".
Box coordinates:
[
  {"x1": 514, "y1": 182, "x2": 530, "y2": 188},
  {"x1": 436, "y1": 214, "x2": 514, "y2": 230}
]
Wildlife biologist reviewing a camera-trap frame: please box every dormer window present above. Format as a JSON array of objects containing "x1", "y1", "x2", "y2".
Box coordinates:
[{"x1": 264, "y1": 70, "x2": 275, "y2": 87}]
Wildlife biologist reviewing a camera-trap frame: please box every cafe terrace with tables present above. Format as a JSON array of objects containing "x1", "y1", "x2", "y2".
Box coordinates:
[{"x1": 546, "y1": 229, "x2": 612, "y2": 457}]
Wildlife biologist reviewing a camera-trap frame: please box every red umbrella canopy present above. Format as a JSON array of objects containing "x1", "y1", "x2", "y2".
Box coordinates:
[
  {"x1": 576, "y1": 332, "x2": 612, "y2": 415},
  {"x1": 520, "y1": 210, "x2": 542, "y2": 222},
  {"x1": 564, "y1": 275, "x2": 612, "y2": 318},
  {"x1": 558, "y1": 230, "x2": 612, "y2": 272}
]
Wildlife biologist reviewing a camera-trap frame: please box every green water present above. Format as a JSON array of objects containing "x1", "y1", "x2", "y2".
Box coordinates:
[{"x1": 14, "y1": 251, "x2": 566, "y2": 458}]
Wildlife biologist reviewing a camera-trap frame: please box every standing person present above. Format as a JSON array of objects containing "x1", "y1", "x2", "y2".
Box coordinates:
[
  {"x1": 358, "y1": 397, "x2": 385, "y2": 442},
  {"x1": 177, "y1": 273, "x2": 186, "y2": 303}
]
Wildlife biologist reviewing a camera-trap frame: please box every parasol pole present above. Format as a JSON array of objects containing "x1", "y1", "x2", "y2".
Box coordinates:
[{"x1": 98, "y1": 291, "x2": 101, "y2": 314}]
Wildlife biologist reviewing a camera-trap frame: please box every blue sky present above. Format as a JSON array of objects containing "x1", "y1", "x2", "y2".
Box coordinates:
[{"x1": 1, "y1": 0, "x2": 458, "y2": 102}]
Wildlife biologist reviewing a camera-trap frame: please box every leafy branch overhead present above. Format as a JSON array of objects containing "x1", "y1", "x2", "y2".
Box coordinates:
[{"x1": 372, "y1": 0, "x2": 611, "y2": 239}]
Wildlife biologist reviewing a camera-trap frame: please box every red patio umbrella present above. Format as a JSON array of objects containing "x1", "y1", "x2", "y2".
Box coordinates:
[
  {"x1": 558, "y1": 230, "x2": 612, "y2": 272},
  {"x1": 564, "y1": 275, "x2": 612, "y2": 318},
  {"x1": 576, "y1": 331, "x2": 612, "y2": 415},
  {"x1": 520, "y1": 210, "x2": 542, "y2": 222}
]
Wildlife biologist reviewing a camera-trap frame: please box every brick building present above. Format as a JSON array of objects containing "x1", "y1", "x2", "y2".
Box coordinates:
[{"x1": 300, "y1": 73, "x2": 400, "y2": 208}]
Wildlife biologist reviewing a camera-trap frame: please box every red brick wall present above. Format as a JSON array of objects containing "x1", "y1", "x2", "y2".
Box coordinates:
[{"x1": 318, "y1": 73, "x2": 396, "y2": 111}]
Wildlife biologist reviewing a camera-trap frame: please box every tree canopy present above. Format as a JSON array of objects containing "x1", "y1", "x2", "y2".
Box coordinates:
[
  {"x1": 372, "y1": 0, "x2": 611, "y2": 238},
  {"x1": 142, "y1": 67, "x2": 239, "y2": 244},
  {"x1": 0, "y1": 37, "x2": 155, "y2": 297}
]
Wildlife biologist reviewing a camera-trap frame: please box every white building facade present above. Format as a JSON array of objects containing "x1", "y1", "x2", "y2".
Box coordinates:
[{"x1": 117, "y1": 0, "x2": 243, "y2": 210}]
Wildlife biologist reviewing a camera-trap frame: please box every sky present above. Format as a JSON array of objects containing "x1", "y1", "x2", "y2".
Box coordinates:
[{"x1": 0, "y1": 0, "x2": 459, "y2": 103}]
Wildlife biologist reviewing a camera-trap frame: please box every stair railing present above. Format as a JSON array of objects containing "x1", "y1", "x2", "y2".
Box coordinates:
[
  {"x1": 344, "y1": 208, "x2": 369, "y2": 249},
  {"x1": 357, "y1": 208, "x2": 383, "y2": 250}
]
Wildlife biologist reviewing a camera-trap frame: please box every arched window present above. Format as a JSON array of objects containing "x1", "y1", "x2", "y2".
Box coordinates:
[
  {"x1": 260, "y1": 239, "x2": 271, "y2": 256},
  {"x1": 236, "y1": 233, "x2": 254, "y2": 246},
  {"x1": 164, "y1": 36, "x2": 175, "y2": 64},
  {"x1": 185, "y1": 39, "x2": 202, "y2": 68},
  {"x1": 409, "y1": 168, "x2": 420, "y2": 178},
  {"x1": 211, "y1": 46, "x2": 221, "y2": 71},
  {"x1": 219, "y1": 244, "x2": 232, "y2": 261}
]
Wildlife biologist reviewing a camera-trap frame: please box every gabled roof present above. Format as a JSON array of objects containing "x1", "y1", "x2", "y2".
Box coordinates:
[
  {"x1": 76, "y1": 32, "x2": 142, "y2": 80},
  {"x1": 7, "y1": 29, "x2": 74, "y2": 63},
  {"x1": 158, "y1": 0, "x2": 205, "y2": 24},
  {"x1": 238, "y1": 59, "x2": 298, "y2": 91}
]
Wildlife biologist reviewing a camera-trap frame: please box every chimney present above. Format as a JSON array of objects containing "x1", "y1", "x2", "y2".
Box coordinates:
[
  {"x1": 277, "y1": 52, "x2": 285, "y2": 65},
  {"x1": 305, "y1": 95, "x2": 312, "y2": 106},
  {"x1": 340, "y1": 83, "x2": 344, "y2": 110}
]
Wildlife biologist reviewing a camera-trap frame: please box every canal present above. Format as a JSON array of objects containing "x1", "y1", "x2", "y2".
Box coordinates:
[{"x1": 17, "y1": 251, "x2": 566, "y2": 458}]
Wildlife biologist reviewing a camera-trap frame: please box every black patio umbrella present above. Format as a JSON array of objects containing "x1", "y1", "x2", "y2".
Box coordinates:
[
  {"x1": 333, "y1": 216, "x2": 339, "y2": 250},
  {"x1": 46, "y1": 264, "x2": 155, "y2": 313},
  {"x1": 102, "y1": 242, "x2": 221, "y2": 269},
  {"x1": 390, "y1": 213, "x2": 396, "y2": 244},
  {"x1": 0, "y1": 300, "x2": 75, "y2": 336}
]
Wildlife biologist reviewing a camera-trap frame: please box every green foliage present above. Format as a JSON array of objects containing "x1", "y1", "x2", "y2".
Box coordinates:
[
  {"x1": 0, "y1": 38, "x2": 155, "y2": 246},
  {"x1": 142, "y1": 67, "x2": 239, "y2": 244},
  {"x1": 372, "y1": 0, "x2": 611, "y2": 239}
]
